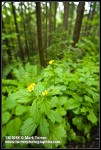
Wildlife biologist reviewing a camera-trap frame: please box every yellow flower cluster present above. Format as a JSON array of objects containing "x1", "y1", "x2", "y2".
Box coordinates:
[
  {"x1": 42, "y1": 90, "x2": 48, "y2": 96},
  {"x1": 27, "y1": 83, "x2": 36, "y2": 92},
  {"x1": 49, "y1": 60, "x2": 54, "y2": 65}
]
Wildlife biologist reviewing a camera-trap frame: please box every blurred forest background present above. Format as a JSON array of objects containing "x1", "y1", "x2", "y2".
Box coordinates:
[{"x1": 2, "y1": 2, "x2": 99, "y2": 69}]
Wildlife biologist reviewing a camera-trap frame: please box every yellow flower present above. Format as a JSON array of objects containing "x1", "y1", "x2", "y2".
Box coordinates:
[
  {"x1": 27, "y1": 83, "x2": 36, "y2": 92},
  {"x1": 49, "y1": 60, "x2": 54, "y2": 65},
  {"x1": 42, "y1": 90, "x2": 48, "y2": 96}
]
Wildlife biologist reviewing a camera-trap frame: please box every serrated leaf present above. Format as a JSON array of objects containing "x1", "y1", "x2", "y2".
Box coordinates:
[
  {"x1": 87, "y1": 111, "x2": 97, "y2": 124},
  {"x1": 67, "y1": 129, "x2": 76, "y2": 141},
  {"x1": 82, "y1": 101, "x2": 92, "y2": 107},
  {"x1": 65, "y1": 90, "x2": 74, "y2": 96},
  {"x1": 44, "y1": 70, "x2": 53, "y2": 77},
  {"x1": 69, "y1": 82, "x2": 77, "y2": 91},
  {"x1": 44, "y1": 124, "x2": 66, "y2": 148},
  {"x1": 64, "y1": 99, "x2": 80, "y2": 110},
  {"x1": 56, "y1": 107, "x2": 66, "y2": 116},
  {"x1": 92, "y1": 93, "x2": 99, "y2": 103},
  {"x1": 84, "y1": 96, "x2": 93, "y2": 103},
  {"x1": 2, "y1": 111, "x2": 11, "y2": 125},
  {"x1": 50, "y1": 96, "x2": 59, "y2": 107},
  {"x1": 47, "y1": 110, "x2": 62, "y2": 123},
  {"x1": 20, "y1": 118, "x2": 37, "y2": 136},
  {"x1": 5, "y1": 99, "x2": 17, "y2": 110},
  {"x1": 39, "y1": 117, "x2": 49, "y2": 136},
  {"x1": 6, "y1": 118, "x2": 22, "y2": 136},
  {"x1": 39, "y1": 99, "x2": 50, "y2": 115},
  {"x1": 73, "y1": 107, "x2": 81, "y2": 114},
  {"x1": 8, "y1": 89, "x2": 31, "y2": 104},
  {"x1": 59, "y1": 96, "x2": 67, "y2": 106},
  {"x1": 34, "y1": 82, "x2": 44, "y2": 96},
  {"x1": 49, "y1": 86, "x2": 62, "y2": 96},
  {"x1": 30, "y1": 101, "x2": 42, "y2": 124},
  {"x1": 72, "y1": 117, "x2": 85, "y2": 130},
  {"x1": 15, "y1": 105, "x2": 27, "y2": 116},
  {"x1": 81, "y1": 107, "x2": 89, "y2": 113},
  {"x1": 60, "y1": 85, "x2": 67, "y2": 91}
]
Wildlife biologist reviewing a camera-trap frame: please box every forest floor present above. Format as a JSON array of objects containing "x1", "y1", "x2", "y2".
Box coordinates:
[{"x1": 67, "y1": 126, "x2": 100, "y2": 148}]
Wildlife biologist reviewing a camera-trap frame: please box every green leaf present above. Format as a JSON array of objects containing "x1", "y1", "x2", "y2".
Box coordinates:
[
  {"x1": 87, "y1": 111, "x2": 97, "y2": 124},
  {"x1": 69, "y1": 82, "x2": 77, "y2": 91},
  {"x1": 73, "y1": 107, "x2": 81, "y2": 114},
  {"x1": 34, "y1": 82, "x2": 44, "y2": 96},
  {"x1": 84, "y1": 124, "x2": 91, "y2": 135},
  {"x1": 81, "y1": 107, "x2": 89, "y2": 113},
  {"x1": 47, "y1": 110, "x2": 62, "y2": 123},
  {"x1": 60, "y1": 85, "x2": 67, "y2": 91},
  {"x1": 82, "y1": 101, "x2": 92, "y2": 107},
  {"x1": 5, "y1": 99, "x2": 17, "y2": 110},
  {"x1": 59, "y1": 96, "x2": 67, "y2": 106},
  {"x1": 6, "y1": 118, "x2": 22, "y2": 136},
  {"x1": 64, "y1": 99, "x2": 80, "y2": 110},
  {"x1": 20, "y1": 118, "x2": 37, "y2": 136},
  {"x1": 92, "y1": 93, "x2": 99, "y2": 103},
  {"x1": 72, "y1": 117, "x2": 85, "y2": 130},
  {"x1": 55, "y1": 67, "x2": 63, "y2": 74},
  {"x1": 50, "y1": 96, "x2": 59, "y2": 107},
  {"x1": 15, "y1": 105, "x2": 27, "y2": 116},
  {"x1": 39, "y1": 99, "x2": 50, "y2": 115},
  {"x1": 67, "y1": 129, "x2": 76, "y2": 141},
  {"x1": 39, "y1": 117, "x2": 49, "y2": 136},
  {"x1": 65, "y1": 90, "x2": 74, "y2": 96},
  {"x1": 44, "y1": 70, "x2": 53, "y2": 77},
  {"x1": 44, "y1": 124, "x2": 66, "y2": 148},
  {"x1": 84, "y1": 96, "x2": 93, "y2": 103},
  {"x1": 30, "y1": 101, "x2": 42, "y2": 124},
  {"x1": 8, "y1": 89, "x2": 31, "y2": 104},
  {"x1": 2, "y1": 126, "x2": 7, "y2": 137},
  {"x1": 2, "y1": 111, "x2": 11, "y2": 125},
  {"x1": 56, "y1": 107, "x2": 66, "y2": 116},
  {"x1": 49, "y1": 86, "x2": 62, "y2": 96}
]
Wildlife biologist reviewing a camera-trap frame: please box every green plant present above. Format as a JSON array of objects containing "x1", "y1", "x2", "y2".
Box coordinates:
[{"x1": 2, "y1": 57, "x2": 99, "y2": 148}]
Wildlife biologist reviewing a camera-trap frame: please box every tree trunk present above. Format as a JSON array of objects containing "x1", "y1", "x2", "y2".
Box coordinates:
[
  {"x1": 63, "y1": 2, "x2": 69, "y2": 31},
  {"x1": 11, "y1": 2, "x2": 24, "y2": 61},
  {"x1": 68, "y1": 2, "x2": 75, "y2": 36},
  {"x1": 49, "y1": 2, "x2": 52, "y2": 46},
  {"x1": 20, "y1": 2, "x2": 30, "y2": 61},
  {"x1": 36, "y1": 2, "x2": 45, "y2": 68},
  {"x1": 54, "y1": 2, "x2": 57, "y2": 31},
  {"x1": 27, "y1": 2, "x2": 36, "y2": 55},
  {"x1": 45, "y1": 2, "x2": 48, "y2": 62},
  {"x1": 84, "y1": 2, "x2": 96, "y2": 36},
  {"x1": 72, "y1": 2, "x2": 85, "y2": 47}
]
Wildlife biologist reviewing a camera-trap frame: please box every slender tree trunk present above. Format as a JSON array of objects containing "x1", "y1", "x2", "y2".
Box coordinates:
[
  {"x1": 45, "y1": 2, "x2": 48, "y2": 62},
  {"x1": 49, "y1": 2, "x2": 52, "y2": 46},
  {"x1": 36, "y1": 2, "x2": 45, "y2": 68},
  {"x1": 68, "y1": 2, "x2": 75, "y2": 36},
  {"x1": 20, "y1": 2, "x2": 30, "y2": 61},
  {"x1": 54, "y1": 2, "x2": 57, "y2": 31},
  {"x1": 72, "y1": 2, "x2": 85, "y2": 47},
  {"x1": 63, "y1": 2, "x2": 69, "y2": 31},
  {"x1": 85, "y1": 2, "x2": 96, "y2": 36},
  {"x1": 11, "y1": 2, "x2": 24, "y2": 61},
  {"x1": 26, "y1": 2, "x2": 36, "y2": 55}
]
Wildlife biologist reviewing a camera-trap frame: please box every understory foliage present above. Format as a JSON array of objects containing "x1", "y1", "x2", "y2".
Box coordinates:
[{"x1": 2, "y1": 42, "x2": 99, "y2": 148}]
